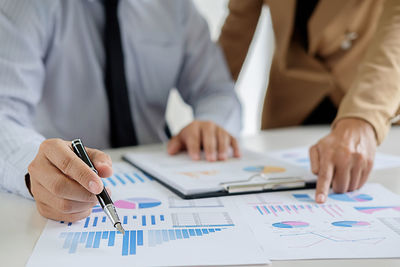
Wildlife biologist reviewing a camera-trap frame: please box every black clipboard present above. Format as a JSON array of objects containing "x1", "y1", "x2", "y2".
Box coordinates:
[{"x1": 123, "y1": 155, "x2": 316, "y2": 199}]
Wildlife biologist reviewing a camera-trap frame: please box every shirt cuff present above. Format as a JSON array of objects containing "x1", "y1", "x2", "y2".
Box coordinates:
[{"x1": 0, "y1": 140, "x2": 42, "y2": 200}]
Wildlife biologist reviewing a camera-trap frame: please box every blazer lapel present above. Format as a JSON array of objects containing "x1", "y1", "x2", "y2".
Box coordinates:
[{"x1": 308, "y1": 0, "x2": 355, "y2": 55}]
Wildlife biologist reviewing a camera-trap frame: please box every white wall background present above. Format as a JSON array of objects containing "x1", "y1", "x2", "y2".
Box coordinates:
[{"x1": 166, "y1": 0, "x2": 275, "y2": 136}]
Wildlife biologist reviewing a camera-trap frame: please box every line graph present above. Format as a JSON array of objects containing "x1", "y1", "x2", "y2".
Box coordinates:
[{"x1": 279, "y1": 231, "x2": 386, "y2": 248}]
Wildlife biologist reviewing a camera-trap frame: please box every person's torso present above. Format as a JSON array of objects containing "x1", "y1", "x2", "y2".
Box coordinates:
[
  {"x1": 34, "y1": 0, "x2": 186, "y2": 148},
  {"x1": 262, "y1": 0, "x2": 384, "y2": 128}
]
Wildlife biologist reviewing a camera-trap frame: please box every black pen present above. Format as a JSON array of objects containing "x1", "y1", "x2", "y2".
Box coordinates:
[{"x1": 72, "y1": 139, "x2": 125, "y2": 235}]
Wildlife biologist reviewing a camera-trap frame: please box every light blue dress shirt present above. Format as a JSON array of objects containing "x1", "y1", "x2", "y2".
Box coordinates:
[{"x1": 0, "y1": 0, "x2": 241, "y2": 198}]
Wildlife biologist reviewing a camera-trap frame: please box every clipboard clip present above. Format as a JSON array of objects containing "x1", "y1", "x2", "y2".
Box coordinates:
[{"x1": 220, "y1": 174, "x2": 306, "y2": 194}]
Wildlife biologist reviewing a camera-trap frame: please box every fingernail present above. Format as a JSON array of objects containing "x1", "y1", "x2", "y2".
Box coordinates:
[
  {"x1": 316, "y1": 194, "x2": 326, "y2": 203},
  {"x1": 89, "y1": 181, "x2": 101, "y2": 194}
]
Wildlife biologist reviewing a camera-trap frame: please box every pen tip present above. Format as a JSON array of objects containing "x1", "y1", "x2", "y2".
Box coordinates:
[{"x1": 115, "y1": 222, "x2": 125, "y2": 235}]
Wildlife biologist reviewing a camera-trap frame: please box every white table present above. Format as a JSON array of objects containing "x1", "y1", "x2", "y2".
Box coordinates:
[{"x1": 1, "y1": 126, "x2": 400, "y2": 266}]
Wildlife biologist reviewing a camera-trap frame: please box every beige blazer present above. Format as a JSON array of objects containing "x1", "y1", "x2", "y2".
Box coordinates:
[{"x1": 219, "y1": 0, "x2": 400, "y2": 144}]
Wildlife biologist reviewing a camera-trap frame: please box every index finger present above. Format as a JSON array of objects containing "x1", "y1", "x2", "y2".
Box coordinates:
[
  {"x1": 315, "y1": 159, "x2": 334, "y2": 203},
  {"x1": 42, "y1": 140, "x2": 103, "y2": 194}
]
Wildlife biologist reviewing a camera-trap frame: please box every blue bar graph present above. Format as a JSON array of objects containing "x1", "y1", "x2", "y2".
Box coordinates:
[
  {"x1": 93, "y1": 217, "x2": 98, "y2": 227},
  {"x1": 142, "y1": 215, "x2": 146, "y2": 226},
  {"x1": 122, "y1": 231, "x2": 130, "y2": 256},
  {"x1": 130, "y1": 230, "x2": 136, "y2": 255},
  {"x1": 124, "y1": 174, "x2": 135, "y2": 184},
  {"x1": 108, "y1": 231, "x2": 115, "y2": 246},
  {"x1": 79, "y1": 232, "x2": 88, "y2": 243},
  {"x1": 134, "y1": 173, "x2": 144, "y2": 182},
  {"x1": 85, "y1": 232, "x2": 95, "y2": 248},
  {"x1": 84, "y1": 217, "x2": 90, "y2": 228},
  {"x1": 175, "y1": 229, "x2": 182, "y2": 239},
  {"x1": 151, "y1": 215, "x2": 156, "y2": 225},
  {"x1": 102, "y1": 216, "x2": 106, "y2": 223},
  {"x1": 147, "y1": 228, "x2": 227, "y2": 247},
  {"x1": 115, "y1": 174, "x2": 126, "y2": 185},
  {"x1": 189, "y1": 229, "x2": 195, "y2": 236},
  {"x1": 107, "y1": 177, "x2": 117, "y2": 186},
  {"x1": 137, "y1": 230, "x2": 143, "y2": 246},
  {"x1": 60, "y1": 227, "x2": 227, "y2": 256},
  {"x1": 102, "y1": 231, "x2": 109, "y2": 239},
  {"x1": 93, "y1": 232, "x2": 102, "y2": 248}
]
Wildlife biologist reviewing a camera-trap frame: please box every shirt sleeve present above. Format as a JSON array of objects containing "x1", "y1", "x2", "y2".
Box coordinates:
[
  {"x1": 218, "y1": 0, "x2": 264, "y2": 81},
  {"x1": 334, "y1": 0, "x2": 400, "y2": 145},
  {"x1": 175, "y1": 1, "x2": 242, "y2": 137},
  {"x1": 0, "y1": 1, "x2": 55, "y2": 198}
]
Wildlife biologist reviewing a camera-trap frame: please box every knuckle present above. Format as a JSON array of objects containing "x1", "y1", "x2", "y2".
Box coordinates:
[
  {"x1": 51, "y1": 179, "x2": 65, "y2": 196},
  {"x1": 351, "y1": 151, "x2": 364, "y2": 162},
  {"x1": 60, "y1": 156, "x2": 78, "y2": 175},
  {"x1": 59, "y1": 199, "x2": 74, "y2": 213},
  {"x1": 76, "y1": 169, "x2": 93, "y2": 184},
  {"x1": 332, "y1": 182, "x2": 346, "y2": 193}
]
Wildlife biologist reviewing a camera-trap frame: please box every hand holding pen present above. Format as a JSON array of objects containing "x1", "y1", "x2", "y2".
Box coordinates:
[{"x1": 27, "y1": 139, "x2": 119, "y2": 229}]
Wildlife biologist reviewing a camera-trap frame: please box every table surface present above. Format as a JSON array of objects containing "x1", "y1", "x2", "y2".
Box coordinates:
[{"x1": 1, "y1": 126, "x2": 400, "y2": 267}]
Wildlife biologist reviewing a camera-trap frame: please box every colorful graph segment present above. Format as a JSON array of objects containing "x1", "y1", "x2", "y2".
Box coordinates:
[
  {"x1": 354, "y1": 206, "x2": 400, "y2": 214},
  {"x1": 331, "y1": 221, "x2": 370, "y2": 227},
  {"x1": 93, "y1": 198, "x2": 161, "y2": 213},
  {"x1": 328, "y1": 193, "x2": 373, "y2": 202},
  {"x1": 272, "y1": 221, "x2": 309, "y2": 229},
  {"x1": 243, "y1": 166, "x2": 286, "y2": 174},
  {"x1": 292, "y1": 194, "x2": 314, "y2": 202}
]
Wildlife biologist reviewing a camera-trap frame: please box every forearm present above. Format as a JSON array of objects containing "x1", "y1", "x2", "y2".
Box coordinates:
[
  {"x1": 218, "y1": 0, "x2": 263, "y2": 80},
  {"x1": 334, "y1": 0, "x2": 400, "y2": 145}
]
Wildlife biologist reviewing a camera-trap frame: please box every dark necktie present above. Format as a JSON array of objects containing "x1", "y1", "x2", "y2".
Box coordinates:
[{"x1": 104, "y1": 0, "x2": 138, "y2": 147}]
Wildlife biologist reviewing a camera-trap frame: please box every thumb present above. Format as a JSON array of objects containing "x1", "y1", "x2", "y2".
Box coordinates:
[
  {"x1": 86, "y1": 148, "x2": 113, "y2": 178},
  {"x1": 167, "y1": 136, "x2": 184, "y2": 155}
]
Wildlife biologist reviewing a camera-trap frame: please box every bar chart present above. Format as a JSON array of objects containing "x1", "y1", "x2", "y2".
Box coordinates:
[
  {"x1": 82, "y1": 214, "x2": 167, "y2": 228},
  {"x1": 253, "y1": 203, "x2": 344, "y2": 218},
  {"x1": 59, "y1": 227, "x2": 228, "y2": 256},
  {"x1": 102, "y1": 172, "x2": 151, "y2": 187}
]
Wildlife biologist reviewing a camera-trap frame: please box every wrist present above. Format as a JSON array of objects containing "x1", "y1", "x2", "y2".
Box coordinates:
[{"x1": 333, "y1": 118, "x2": 377, "y2": 145}]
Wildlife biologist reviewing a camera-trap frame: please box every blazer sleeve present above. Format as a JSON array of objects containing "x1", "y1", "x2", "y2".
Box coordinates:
[
  {"x1": 218, "y1": 0, "x2": 264, "y2": 81},
  {"x1": 334, "y1": 0, "x2": 400, "y2": 145}
]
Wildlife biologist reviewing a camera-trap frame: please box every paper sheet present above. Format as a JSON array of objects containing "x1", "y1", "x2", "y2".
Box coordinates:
[
  {"x1": 123, "y1": 149, "x2": 315, "y2": 195},
  {"x1": 268, "y1": 146, "x2": 400, "y2": 170},
  {"x1": 233, "y1": 183, "x2": 400, "y2": 260},
  {"x1": 27, "y1": 162, "x2": 269, "y2": 267}
]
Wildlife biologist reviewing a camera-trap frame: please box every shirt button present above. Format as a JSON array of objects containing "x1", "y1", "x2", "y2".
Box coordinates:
[{"x1": 341, "y1": 32, "x2": 358, "y2": 50}]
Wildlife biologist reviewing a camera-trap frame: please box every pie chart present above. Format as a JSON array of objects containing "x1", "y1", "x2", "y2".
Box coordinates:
[
  {"x1": 92, "y1": 197, "x2": 161, "y2": 212},
  {"x1": 328, "y1": 193, "x2": 373, "y2": 202},
  {"x1": 272, "y1": 221, "x2": 309, "y2": 229},
  {"x1": 331, "y1": 221, "x2": 370, "y2": 227}
]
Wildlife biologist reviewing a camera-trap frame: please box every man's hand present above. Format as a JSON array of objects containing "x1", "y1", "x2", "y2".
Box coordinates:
[
  {"x1": 167, "y1": 120, "x2": 240, "y2": 161},
  {"x1": 309, "y1": 118, "x2": 377, "y2": 203},
  {"x1": 28, "y1": 139, "x2": 113, "y2": 222}
]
